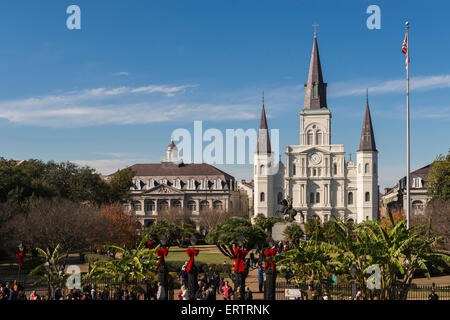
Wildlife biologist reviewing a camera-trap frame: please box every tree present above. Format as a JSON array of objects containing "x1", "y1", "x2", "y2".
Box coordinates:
[
  {"x1": 282, "y1": 223, "x2": 304, "y2": 244},
  {"x1": 107, "y1": 168, "x2": 135, "y2": 203},
  {"x1": 147, "y1": 220, "x2": 185, "y2": 247},
  {"x1": 411, "y1": 199, "x2": 450, "y2": 251},
  {"x1": 253, "y1": 214, "x2": 283, "y2": 234},
  {"x1": 86, "y1": 231, "x2": 158, "y2": 283},
  {"x1": 98, "y1": 204, "x2": 140, "y2": 249},
  {"x1": 29, "y1": 244, "x2": 67, "y2": 298},
  {"x1": 159, "y1": 208, "x2": 192, "y2": 227},
  {"x1": 278, "y1": 239, "x2": 335, "y2": 287},
  {"x1": 327, "y1": 214, "x2": 450, "y2": 300},
  {"x1": 205, "y1": 217, "x2": 266, "y2": 258},
  {"x1": 427, "y1": 150, "x2": 450, "y2": 200}
]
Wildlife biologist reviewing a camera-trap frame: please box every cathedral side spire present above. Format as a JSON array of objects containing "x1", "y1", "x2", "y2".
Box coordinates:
[
  {"x1": 304, "y1": 31, "x2": 327, "y2": 110},
  {"x1": 358, "y1": 91, "x2": 377, "y2": 152},
  {"x1": 256, "y1": 96, "x2": 272, "y2": 154}
]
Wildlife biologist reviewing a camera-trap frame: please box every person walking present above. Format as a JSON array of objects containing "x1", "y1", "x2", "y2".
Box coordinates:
[
  {"x1": 181, "y1": 285, "x2": 189, "y2": 300},
  {"x1": 156, "y1": 282, "x2": 167, "y2": 300},
  {"x1": 428, "y1": 288, "x2": 439, "y2": 300},
  {"x1": 258, "y1": 265, "x2": 264, "y2": 292},
  {"x1": 29, "y1": 290, "x2": 40, "y2": 301},
  {"x1": 244, "y1": 287, "x2": 253, "y2": 300},
  {"x1": 221, "y1": 281, "x2": 233, "y2": 301}
]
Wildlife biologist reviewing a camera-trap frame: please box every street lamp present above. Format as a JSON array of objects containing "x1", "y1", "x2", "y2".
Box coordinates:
[
  {"x1": 190, "y1": 235, "x2": 197, "y2": 246},
  {"x1": 160, "y1": 235, "x2": 168, "y2": 247}
]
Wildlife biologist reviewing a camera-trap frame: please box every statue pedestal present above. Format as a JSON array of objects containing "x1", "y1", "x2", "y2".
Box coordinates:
[{"x1": 272, "y1": 222, "x2": 305, "y2": 242}]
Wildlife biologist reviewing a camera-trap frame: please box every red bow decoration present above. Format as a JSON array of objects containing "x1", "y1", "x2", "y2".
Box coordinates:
[
  {"x1": 233, "y1": 248, "x2": 248, "y2": 273},
  {"x1": 264, "y1": 248, "x2": 277, "y2": 272},
  {"x1": 156, "y1": 248, "x2": 169, "y2": 271},
  {"x1": 186, "y1": 248, "x2": 199, "y2": 273},
  {"x1": 16, "y1": 252, "x2": 24, "y2": 267},
  {"x1": 146, "y1": 241, "x2": 154, "y2": 249}
]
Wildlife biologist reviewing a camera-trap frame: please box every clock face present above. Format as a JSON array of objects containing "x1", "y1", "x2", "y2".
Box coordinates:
[{"x1": 309, "y1": 153, "x2": 321, "y2": 165}]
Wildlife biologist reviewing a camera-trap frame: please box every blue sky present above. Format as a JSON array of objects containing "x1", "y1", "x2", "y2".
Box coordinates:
[{"x1": 0, "y1": 0, "x2": 449, "y2": 190}]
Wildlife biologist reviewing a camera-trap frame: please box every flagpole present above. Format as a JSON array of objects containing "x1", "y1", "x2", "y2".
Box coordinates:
[{"x1": 406, "y1": 21, "x2": 411, "y2": 229}]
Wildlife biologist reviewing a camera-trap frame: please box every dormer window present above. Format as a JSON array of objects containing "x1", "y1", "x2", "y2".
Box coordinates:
[
  {"x1": 412, "y1": 177, "x2": 423, "y2": 188},
  {"x1": 147, "y1": 179, "x2": 155, "y2": 189},
  {"x1": 188, "y1": 179, "x2": 195, "y2": 190},
  {"x1": 312, "y1": 82, "x2": 319, "y2": 99},
  {"x1": 160, "y1": 178, "x2": 167, "y2": 185},
  {"x1": 173, "y1": 178, "x2": 181, "y2": 189},
  {"x1": 214, "y1": 179, "x2": 222, "y2": 190},
  {"x1": 201, "y1": 178, "x2": 209, "y2": 190}
]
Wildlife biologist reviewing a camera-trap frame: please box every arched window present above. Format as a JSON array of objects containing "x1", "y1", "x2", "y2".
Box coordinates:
[
  {"x1": 293, "y1": 164, "x2": 296, "y2": 175},
  {"x1": 347, "y1": 218, "x2": 354, "y2": 224},
  {"x1": 260, "y1": 165, "x2": 264, "y2": 175},
  {"x1": 310, "y1": 192, "x2": 315, "y2": 204},
  {"x1": 158, "y1": 200, "x2": 169, "y2": 211},
  {"x1": 145, "y1": 200, "x2": 155, "y2": 212},
  {"x1": 365, "y1": 163, "x2": 370, "y2": 174},
  {"x1": 200, "y1": 200, "x2": 209, "y2": 211},
  {"x1": 316, "y1": 131, "x2": 322, "y2": 145},
  {"x1": 412, "y1": 200, "x2": 424, "y2": 215},
  {"x1": 313, "y1": 168, "x2": 317, "y2": 176},
  {"x1": 307, "y1": 131, "x2": 313, "y2": 145},
  {"x1": 277, "y1": 192, "x2": 283, "y2": 204},
  {"x1": 213, "y1": 200, "x2": 223, "y2": 210},
  {"x1": 365, "y1": 192, "x2": 370, "y2": 202},
  {"x1": 133, "y1": 201, "x2": 142, "y2": 211},
  {"x1": 260, "y1": 192, "x2": 265, "y2": 202},
  {"x1": 348, "y1": 192, "x2": 353, "y2": 205},
  {"x1": 316, "y1": 192, "x2": 320, "y2": 203},
  {"x1": 187, "y1": 200, "x2": 196, "y2": 211},
  {"x1": 172, "y1": 200, "x2": 181, "y2": 208},
  {"x1": 333, "y1": 163, "x2": 337, "y2": 175}
]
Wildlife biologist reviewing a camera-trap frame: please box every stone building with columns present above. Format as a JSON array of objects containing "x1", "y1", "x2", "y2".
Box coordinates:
[
  {"x1": 123, "y1": 139, "x2": 244, "y2": 229},
  {"x1": 254, "y1": 33, "x2": 379, "y2": 224}
]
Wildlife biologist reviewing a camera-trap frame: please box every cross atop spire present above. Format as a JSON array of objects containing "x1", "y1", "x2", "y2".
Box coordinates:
[
  {"x1": 312, "y1": 22, "x2": 319, "y2": 38},
  {"x1": 303, "y1": 31, "x2": 327, "y2": 110}
]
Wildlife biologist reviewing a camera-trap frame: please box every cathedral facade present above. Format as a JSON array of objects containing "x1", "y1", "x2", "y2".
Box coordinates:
[{"x1": 254, "y1": 34, "x2": 379, "y2": 224}]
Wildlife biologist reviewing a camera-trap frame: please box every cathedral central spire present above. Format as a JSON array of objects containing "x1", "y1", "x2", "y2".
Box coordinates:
[{"x1": 304, "y1": 32, "x2": 327, "y2": 110}]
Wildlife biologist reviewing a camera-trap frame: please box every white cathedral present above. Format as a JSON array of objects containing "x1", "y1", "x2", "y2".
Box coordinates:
[{"x1": 253, "y1": 33, "x2": 379, "y2": 224}]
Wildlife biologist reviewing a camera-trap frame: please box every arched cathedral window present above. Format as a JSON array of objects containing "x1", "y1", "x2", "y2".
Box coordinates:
[
  {"x1": 310, "y1": 192, "x2": 315, "y2": 204},
  {"x1": 348, "y1": 192, "x2": 353, "y2": 205},
  {"x1": 365, "y1": 163, "x2": 370, "y2": 174},
  {"x1": 316, "y1": 131, "x2": 322, "y2": 145},
  {"x1": 365, "y1": 192, "x2": 370, "y2": 202},
  {"x1": 307, "y1": 131, "x2": 313, "y2": 145},
  {"x1": 260, "y1": 192, "x2": 265, "y2": 202},
  {"x1": 312, "y1": 82, "x2": 319, "y2": 99},
  {"x1": 316, "y1": 192, "x2": 320, "y2": 203}
]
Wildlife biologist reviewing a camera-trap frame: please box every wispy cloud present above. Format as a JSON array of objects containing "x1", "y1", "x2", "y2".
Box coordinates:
[
  {"x1": 330, "y1": 74, "x2": 450, "y2": 97},
  {"x1": 110, "y1": 71, "x2": 130, "y2": 77}
]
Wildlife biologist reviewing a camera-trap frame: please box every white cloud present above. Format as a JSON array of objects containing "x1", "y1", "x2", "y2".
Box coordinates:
[
  {"x1": 330, "y1": 74, "x2": 450, "y2": 97},
  {"x1": 111, "y1": 72, "x2": 129, "y2": 76}
]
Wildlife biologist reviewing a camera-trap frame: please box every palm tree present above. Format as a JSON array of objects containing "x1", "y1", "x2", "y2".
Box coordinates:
[
  {"x1": 86, "y1": 231, "x2": 158, "y2": 283},
  {"x1": 29, "y1": 244, "x2": 67, "y2": 299}
]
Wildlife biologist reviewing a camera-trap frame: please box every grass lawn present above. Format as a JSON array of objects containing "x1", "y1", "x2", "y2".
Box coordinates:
[{"x1": 165, "y1": 245, "x2": 234, "y2": 265}]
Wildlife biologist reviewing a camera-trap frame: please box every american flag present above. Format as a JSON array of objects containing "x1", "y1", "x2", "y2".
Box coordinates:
[{"x1": 402, "y1": 33, "x2": 409, "y2": 69}]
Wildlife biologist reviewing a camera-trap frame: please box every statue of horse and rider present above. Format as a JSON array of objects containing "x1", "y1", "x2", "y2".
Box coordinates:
[{"x1": 277, "y1": 197, "x2": 304, "y2": 223}]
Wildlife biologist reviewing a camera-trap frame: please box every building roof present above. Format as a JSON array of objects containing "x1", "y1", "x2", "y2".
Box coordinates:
[
  {"x1": 399, "y1": 164, "x2": 432, "y2": 189},
  {"x1": 127, "y1": 162, "x2": 234, "y2": 179},
  {"x1": 303, "y1": 34, "x2": 328, "y2": 110},
  {"x1": 256, "y1": 104, "x2": 272, "y2": 154},
  {"x1": 358, "y1": 94, "x2": 377, "y2": 152}
]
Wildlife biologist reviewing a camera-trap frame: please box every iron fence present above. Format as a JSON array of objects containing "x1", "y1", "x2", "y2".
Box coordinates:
[{"x1": 276, "y1": 281, "x2": 450, "y2": 300}]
